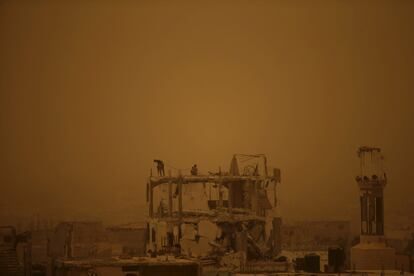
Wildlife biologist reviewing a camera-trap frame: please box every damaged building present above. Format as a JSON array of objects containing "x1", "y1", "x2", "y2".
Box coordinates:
[
  {"x1": 146, "y1": 154, "x2": 284, "y2": 273},
  {"x1": 54, "y1": 256, "x2": 199, "y2": 276},
  {"x1": 281, "y1": 220, "x2": 351, "y2": 251}
]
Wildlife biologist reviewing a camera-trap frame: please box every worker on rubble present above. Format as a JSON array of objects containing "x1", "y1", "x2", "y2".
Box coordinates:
[
  {"x1": 154, "y1": 159, "x2": 165, "y2": 176},
  {"x1": 191, "y1": 164, "x2": 198, "y2": 175}
]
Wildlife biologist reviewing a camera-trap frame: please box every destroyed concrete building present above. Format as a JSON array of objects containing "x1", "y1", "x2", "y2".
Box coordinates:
[{"x1": 146, "y1": 154, "x2": 283, "y2": 272}]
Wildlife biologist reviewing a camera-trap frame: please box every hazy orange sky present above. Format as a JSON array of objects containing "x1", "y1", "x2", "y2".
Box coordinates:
[{"x1": 1, "y1": 1, "x2": 413, "y2": 226}]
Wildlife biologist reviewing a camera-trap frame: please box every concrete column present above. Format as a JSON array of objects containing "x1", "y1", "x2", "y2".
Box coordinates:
[
  {"x1": 178, "y1": 171, "x2": 183, "y2": 218},
  {"x1": 218, "y1": 179, "x2": 223, "y2": 208},
  {"x1": 168, "y1": 171, "x2": 173, "y2": 217},
  {"x1": 149, "y1": 182, "x2": 154, "y2": 218}
]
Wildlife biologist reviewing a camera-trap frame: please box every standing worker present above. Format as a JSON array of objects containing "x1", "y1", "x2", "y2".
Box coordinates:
[
  {"x1": 191, "y1": 164, "x2": 198, "y2": 176},
  {"x1": 154, "y1": 159, "x2": 165, "y2": 176}
]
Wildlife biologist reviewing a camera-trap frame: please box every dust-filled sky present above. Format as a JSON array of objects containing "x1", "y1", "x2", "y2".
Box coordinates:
[{"x1": 1, "y1": 1, "x2": 413, "y2": 226}]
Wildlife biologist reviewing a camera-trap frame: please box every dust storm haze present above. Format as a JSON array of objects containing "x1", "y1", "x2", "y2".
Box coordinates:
[{"x1": 0, "y1": 1, "x2": 413, "y2": 226}]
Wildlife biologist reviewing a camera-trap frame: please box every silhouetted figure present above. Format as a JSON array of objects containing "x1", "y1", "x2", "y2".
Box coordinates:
[
  {"x1": 154, "y1": 159, "x2": 165, "y2": 176},
  {"x1": 191, "y1": 164, "x2": 198, "y2": 175}
]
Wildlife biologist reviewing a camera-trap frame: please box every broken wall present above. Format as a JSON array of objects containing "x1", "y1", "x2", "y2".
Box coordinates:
[{"x1": 107, "y1": 228, "x2": 147, "y2": 256}]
